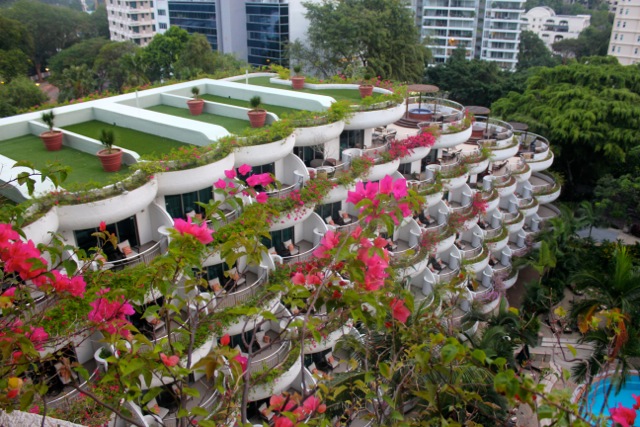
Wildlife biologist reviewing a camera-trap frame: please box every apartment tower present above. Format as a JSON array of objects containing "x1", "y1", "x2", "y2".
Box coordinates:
[{"x1": 608, "y1": 0, "x2": 640, "y2": 65}]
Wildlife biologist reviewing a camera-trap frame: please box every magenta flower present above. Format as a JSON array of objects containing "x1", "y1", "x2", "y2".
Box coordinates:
[
  {"x1": 256, "y1": 192, "x2": 268, "y2": 203},
  {"x1": 160, "y1": 353, "x2": 180, "y2": 367},
  {"x1": 238, "y1": 164, "x2": 252, "y2": 175},
  {"x1": 379, "y1": 175, "x2": 393, "y2": 195},
  {"x1": 214, "y1": 179, "x2": 227, "y2": 189},
  {"x1": 224, "y1": 169, "x2": 236, "y2": 179},
  {"x1": 346, "y1": 182, "x2": 366, "y2": 205},
  {"x1": 174, "y1": 217, "x2": 213, "y2": 245},
  {"x1": 88, "y1": 296, "x2": 135, "y2": 337},
  {"x1": 610, "y1": 404, "x2": 636, "y2": 427},
  {"x1": 390, "y1": 298, "x2": 411, "y2": 324},
  {"x1": 313, "y1": 231, "x2": 340, "y2": 259},
  {"x1": 392, "y1": 178, "x2": 408, "y2": 199}
]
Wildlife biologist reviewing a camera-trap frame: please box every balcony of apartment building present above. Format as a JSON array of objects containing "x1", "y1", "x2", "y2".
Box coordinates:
[
  {"x1": 456, "y1": 225, "x2": 489, "y2": 273},
  {"x1": 530, "y1": 172, "x2": 561, "y2": 205},
  {"x1": 508, "y1": 229, "x2": 530, "y2": 258},
  {"x1": 408, "y1": 268, "x2": 441, "y2": 313},
  {"x1": 516, "y1": 131, "x2": 554, "y2": 172},
  {"x1": 498, "y1": 194, "x2": 525, "y2": 232},
  {"x1": 468, "y1": 266, "x2": 500, "y2": 313},
  {"x1": 388, "y1": 220, "x2": 429, "y2": 277},
  {"x1": 480, "y1": 209, "x2": 509, "y2": 252},
  {"x1": 269, "y1": 213, "x2": 327, "y2": 265},
  {"x1": 486, "y1": 22, "x2": 520, "y2": 31},
  {"x1": 429, "y1": 245, "x2": 463, "y2": 286},
  {"x1": 489, "y1": 0, "x2": 525, "y2": 10},
  {"x1": 484, "y1": 31, "x2": 518, "y2": 41},
  {"x1": 441, "y1": 288, "x2": 478, "y2": 336},
  {"x1": 514, "y1": 182, "x2": 540, "y2": 218},
  {"x1": 407, "y1": 170, "x2": 444, "y2": 207}
]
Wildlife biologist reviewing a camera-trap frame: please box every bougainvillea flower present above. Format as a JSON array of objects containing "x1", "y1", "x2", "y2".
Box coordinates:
[
  {"x1": 160, "y1": 353, "x2": 180, "y2": 367},
  {"x1": 392, "y1": 178, "x2": 408, "y2": 199},
  {"x1": 313, "y1": 230, "x2": 340, "y2": 258},
  {"x1": 273, "y1": 417, "x2": 294, "y2": 427},
  {"x1": 346, "y1": 181, "x2": 366, "y2": 205},
  {"x1": 633, "y1": 394, "x2": 640, "y2": 410},
  {"x1": 25, "y1": 327, "x2": 48, "y2": 351},
  {"x1": 256, "y1": 192, "x2": 268, "y2": 203},
  {"x1": 238, "y1": 164, "x2": 252, "y2": 175},
  {"x1": 246, "y1": 173, "x2": 274, "y2": 187},
  {"x1": 220, "y1": 334, "x2": 230, "y2": 346},
  {"x1": 390, "y1": 298, "x2": 411, "y2": 324},
  {"x1": 88, "y1": 296, "x2": 135, "y2": 337},
  {"x1": 610, "y1": 404, "x2": 636, "y2": 427},
  {"x1": 174, "y1": 217, "x2": 213, "y2": 245},
  {"x1": 99, "y1": 221, "x2": 107, "y2": 231},
  {"x1": 224, "y1": 169, "x2": 236, "y2": 179},
  {"x1": 214, "y1": 179, "x2": 227, "y2": 189}
]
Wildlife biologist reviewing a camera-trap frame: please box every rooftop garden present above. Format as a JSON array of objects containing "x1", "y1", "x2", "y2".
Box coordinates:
[
  {"x1": 146, "y1": 105, "x2": 250, "y2": 135},
  {"x1": 0, "y1": 134, "x2": 131, "y2": 185},
  {"x1": 62, "y1": 121, "x2": 190, "y2": 156},
  {"x1": 199, "y1": 94, "x2": 298, "y2": 117},
  {"x1": 247, "y1": 76, "x2": 388, "y2": 104}
]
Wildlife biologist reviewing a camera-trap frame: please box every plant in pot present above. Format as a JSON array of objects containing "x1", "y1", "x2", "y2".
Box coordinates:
[
  {"x1": 97, "y1": 129, "x2": 123, "y2": 172},
  {"x1": 187, "y1": 87, "x2": 205, "y2": 115},
  {"x1": 359, "y1": 72, "x2": 374, "y2": 98},
  {"x1": 40, "y1": 110, "x2": 64, "y2": 151},
  {"x1": 291, "y1": 65, "x2": 305, "y2": 90},
  {"x1": 247, "y1": 95, "x2": 267, "y2": 128}
]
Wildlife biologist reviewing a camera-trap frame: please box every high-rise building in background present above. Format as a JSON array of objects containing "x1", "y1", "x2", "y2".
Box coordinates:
[
  {"x1": 410, "y1": 0, "x2": 525, "y2": 70},
  {"x1": 521, "y1": 7, "x2": 590, "y2": 51},
  {"x1": 106, "y1": 0, "x2": 157, "y2": 46},
  {"x1": 608, "y1": 0, "x2": 640, "y2": 65}
]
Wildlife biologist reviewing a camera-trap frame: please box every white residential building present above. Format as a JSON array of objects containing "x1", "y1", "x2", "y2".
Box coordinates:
[
  {"x1": 609, "y1": 0, "x2": 640, "y2": 65},
  {"x1": 413, "y1": 0, "x2": 525, "y2": 70},
  {"x1": 106, "y1": 0, "x2": 157, "y2": 46},
  {"x1": 521, "y1": 7, "x2": 590, "y2": 51}
]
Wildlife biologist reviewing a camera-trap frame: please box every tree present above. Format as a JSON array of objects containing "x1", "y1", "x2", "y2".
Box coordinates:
[
  {"x1": 89, "y1": 5, "x2": 110, "y2": 38},
  {"x1": 492, "y1": 57, "x2": 640, "y2": 194},
  {"x1": 93, "y1": 41, "x2": 141, "y2": 92},
  {"x1": 517, "y1": 30, "x2": 560, "y2": 70},
  {"x1": 424, "y1": 56, "x2": 521, "y2": 107},
  {"x1": 298, "y1": 0, "x2": 428, "y2": 81},
  {"x1": 174, "y1": 33, "x2": 217, "y2": 79},
  {"x1": 0, "y1": 16, "x2": 33, "y2": 82},
  {"x1": 141, "y1": 26, "x2": 190, "y2": 82},
  {"x1": 0, "y1": 76, "x2": 48, "y2": 117},
  {"x1": 5, "y1": 0, "x2": 91, "y2": 80},
  {"x1": 48, "y1": 37, "x2": 110, "y2": 76},
  {"x1": 52, "y1": 64, "x2": 98, "y2": 101},
  {"x1": 594, "y1": 173, "x2": 640, "y2": 223}
]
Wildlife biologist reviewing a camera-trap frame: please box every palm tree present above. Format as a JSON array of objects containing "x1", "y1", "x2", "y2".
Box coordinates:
[{"x1": 570, "y1": 245, "x2": 640, "y2": 383}]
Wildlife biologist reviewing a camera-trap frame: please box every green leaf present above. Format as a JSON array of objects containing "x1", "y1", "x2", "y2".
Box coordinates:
[{"x1": 441, "y1": 344, "x2": 459, "y2": 363}]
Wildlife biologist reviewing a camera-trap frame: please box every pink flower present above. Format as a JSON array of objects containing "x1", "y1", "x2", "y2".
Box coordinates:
[
  {"x1": 233, "y1": 354, "x2": 248, "y2": 373},
  {"x1": 633, "y1": 394, "x2": 640, "y2": 410},
  {"x1": 273, "y1": 417, "x2": 294, "y2": 427},
  {"x1": 99, "y1": 221, "x2": 107, "y2": 232},
  {"x1": 256, "y1": 192, "x2": 268, "y2": 203},
  {"x1": 29, "y1": 405, "x2": 39, "y2": 414},
  {"x1": 390, "y1": 298, "x2": 411, "y2": 324},
  {"x1": 26, "y1": 327, "x2": 48, "y2": 351},
  {"x1": 313, "y1": 231, "x2": 340, "y2": 258},
  {"x1": 610, "y1": 404, "x2": 636, "y2": 427},
  {"x1": 379, "y1": 175, "x2": 393, "y2": 195},
  {"x1": 88, "y1": 296, "x2": 135, "y2": 337},
  {"x1": 224, "y1": 169, "x2": 236, "y2": 179},
  {"x1": 346, "y1": 181, "x2": 366, "y2": 205},
  {"x1": 392, "y1": 178, "x2": 408, "y2": 199},
  {"x1": 220, "y1": 334, "x2": 230, "y2": 346},
  {"x1": 174, "y1": 217, "x2": 213, "y2": 245},
  {"x1": 291, "y1": 272, "x2": 306, "y2": 285},
  {"x1": 214, "y1": 179, "x2": 227, "y2": 189},
  {"x1": 160, "y1": 353, "x2": 180, "y2": 367},
  {"x1": 238, "y1": 164, "x2": 252, "y2": 175},
  {"x1": 246, "y1": 173, "x2": 273, "y2": 187}
]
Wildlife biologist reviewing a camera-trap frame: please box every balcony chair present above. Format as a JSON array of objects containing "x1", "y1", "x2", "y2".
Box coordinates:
[
  {"x1": 208, "y1": 277, "x2": 222, "y2": 293},
  {"x1": 117, "y1": 240, "x2": 138, "y2": 258},
  {"x1": 145, "y1": 315, "x2": 165, "y2": 337},
  {"x1": 338, "y1": 210, "x2": 352, "y2": 225},
  {"x1": 283, "y1": 239, "x2": 300, "y2": 256},
  {"x1": 325, "y1": 216, "x2": 336, "y2": 226},
  {"x1": 145, "y1": 398, "x2": 170, "y2": 421}
]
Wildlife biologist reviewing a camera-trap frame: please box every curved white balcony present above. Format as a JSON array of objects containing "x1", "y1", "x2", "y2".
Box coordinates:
[
  {"x1": 303, "y1": 319, "x2": 354, "y2": 354},
  {"x1": 484, "y1": 223, "x2": 509, "y2": 252},
  {"x1": 399, "y1": 146, "x2": 431, "y2": 164},
  {"x1": 294, "y1": 120, "x2": 345, "y2": 147},
  {"x1": 156, "y1": 152, "x2": 235, "y2": 196},
  {"x1": 461, "y1": 149, "x2": 490, "y2": 175},
  {"x1": 531, "y1": 172, "x2": 561, "y2": 204},
  {"x1": 408, "y1": 269, "x2": 440, "y2": 313},
  {"x1": 525, "y1": 150, "x2": 554, "y2": 172},
  {"x1": 364, "y1": 158, "x2": 401, "y2": 182},
  {"x1": 441, "y1": 289, "x2": 477, "y2": 336},
  {"x1": 509, "y1": 158, "x2": 532, "y2": 182},
  {"x1": 233, "y1": 134, "x2": 296, "y2": 167},
  {"x1": 518, "y1": 196, "x2": 539, "y2": 217},
  {"x1": 493, "y1": 174, "x2": 517, "y2": 197},
  {"x1": 57, "y1": 178, "x2": 158, "y2": 230},
  {"x1": 480, "y1": 137, "x2": 519, "y2": 162},
  {"x1": 213, "y1": 266, "x2": 269, "y2": 311},
  {"x1": 508, "y1": 230, "x2": 530, "y2": 259},
  {"x1": 408, "y1": 178, "x2": 443, "y2": 207},
  {"x1": 279, "y1": 214, "x2": 327, "y2": 264},
  {"x1": 501, "y1": 268, "x2": 519, "y2": 290},
  {"x1": 537, "y1": 203, "x2": 561, "y2": 225},
  {"x1": 248, "y1": 345, "x2": 300, "y2": 402},
  {"x1": 431, "y1": 245, "x2": 463, "y2": 285},
  {"x1": 503, "y1": 210, "x2": 525, "y2": 233},
  {"x1": 270, "y1": 204, "x2": 316, "y2": 232},
  {"x1": 100, "y1": 237, "x2": 169, "y2": 271},
  {"x1": 432, "y1": 126, "x2": 473, "y2": 149},
  {"x1": 344, "y1": 103, "x2": 405, "y2": 131},
  {"x1": 457, "y1": 226, "x2": 489, "y2": 274},
  {"x1": 389, "y1": 220, "x2": 429, "y2": 278},
  {"x1": 23, "y1": 206, "x2": 59, "y2": 245},
  {"x1": 516, "y1": 132, "x2": 554, "y2": 172}
]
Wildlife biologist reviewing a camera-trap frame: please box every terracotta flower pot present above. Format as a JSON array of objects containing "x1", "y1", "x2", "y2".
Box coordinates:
[
  {"x1": 187, "y1": 99, "x2": 205, "y2": 115},
  {"x1": 291, "y1": 76, "x2": 305, "y2": 90},
  {"x1": 97, "y1": 148, "x2": 123, "y2": 172},
  {"x1": 40, "y1": 131, "x2": 63, "y2": 151},
  {"x1": 247, "y1": 110, "x2": 267, "y2": 128},
  {"x1": 359, "y1": 84, "x2": 374, "y2": 98}
]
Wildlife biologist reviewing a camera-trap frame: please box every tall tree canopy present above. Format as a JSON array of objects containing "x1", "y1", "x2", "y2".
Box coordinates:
[
  {"x1": 424, "y1": 47, "x2": 526, "y2": 106},
  {"x1": 492, "y1": 57, "x2": 640, "y2": 195},
  {"x1": 0, "y1": 16, "x2": 33, "y2": 82},
  {"x1": 296, "y1": 0, "x2": 428, "y2": 82},
  {"x1": 517, "y1": 30, "x2": 560, "y2": 70},
  {"x1": 141, "y1": 26, "x2": 191, "y2": 81},
  {"x1": 5, "y1": 0, "x2": 92, "y2": 79}
]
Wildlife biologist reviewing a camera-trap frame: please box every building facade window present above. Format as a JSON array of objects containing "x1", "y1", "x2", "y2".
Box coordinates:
[
  {"x1": 74, "y1": 217, "x2": 139, "y2": 259},
  {"x1": 158, "y1": 8, "x2": 166, "y2": 15},
  {"x1": 159, "y1": 22, "x2": 167, "y2": 29},
  {"x1": 168, "y1": 0, "x2": 217, "y2": 49},
  {"x1": 165, "y1": 187, "x2": 214, "y2": 219},
  {"x1": 245, "y1": 3, "x2": 289, "y2": 67}
]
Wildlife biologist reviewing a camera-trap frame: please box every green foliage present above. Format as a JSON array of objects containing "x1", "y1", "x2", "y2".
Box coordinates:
[
  {"x1": 99, "y1": 129, "x2": 115, "y2": 153},
  {"x1": 552, "y1": 10, "x2": 613, "y2": 61},
  {"x1": 0, "y1": 76, "x2": 47, "y2": 117},
  {"x1": 93, "y1": 41, "x2": 140, "y2": 92},
  {"x1": 174, "y1": 33, "x2": 217, "y2": 79},
  {"x1": 492, "y1": 59, "x2": 640, "y2": 194},
  {"x1": 141, "y1": 26, "x2": 191, "y2": 81},
  {"x1": 41, "y1": 110, "x2": 55, "y2": 132},
  {"x1": 517, "y1": 31, "x2": 561, "y2": 71},
  {"x1": 48, "y1": 37, "x2": 110, "y2": 76},
  {"x1": 249, "y1": 95, "x2": 262, "y2": 110},
  {"x1": 298, "y1": 0, "x2": 427, "y2": 81},
  {"x1": 594, "y1": 173, "x2": 640, "y2": 221}
]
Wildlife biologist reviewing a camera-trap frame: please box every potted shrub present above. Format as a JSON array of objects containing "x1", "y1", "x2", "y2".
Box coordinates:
[
  {"x1": 247, "y1": 95, "x2": 267, "y2": 128},
  {"x1": 359, "y1": 72, "x2": 374, "y2": 98},
  {"x1": 40, "y1": 110, "x2": 63, "y2": 151},
  {"x1": 187, "y1": 87, "x2": 205, "y2": 115},
  {"x1": 97, "y1": 129, "x2": 123, "y2": 172},
  {"x1": 291, "y1": 65, "x2": 305, "y2": 90}
]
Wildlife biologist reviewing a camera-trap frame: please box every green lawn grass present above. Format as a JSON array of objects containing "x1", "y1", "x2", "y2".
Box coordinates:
[
  {"x1": 147, "y1": 105, "x2": 250, "y2": 135},
  {"x1": 246, "y1": 76, "x2": 386, "y2": 103},
  {"x1": 199, "y1": 94, "x2": 298, "y2": 117},
  {"x1": 0, "y1": 134, "x2": 131, "y2": 185},
  {"x1": 63, "y1": 120, "x2": 189, "y2": 156}
]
